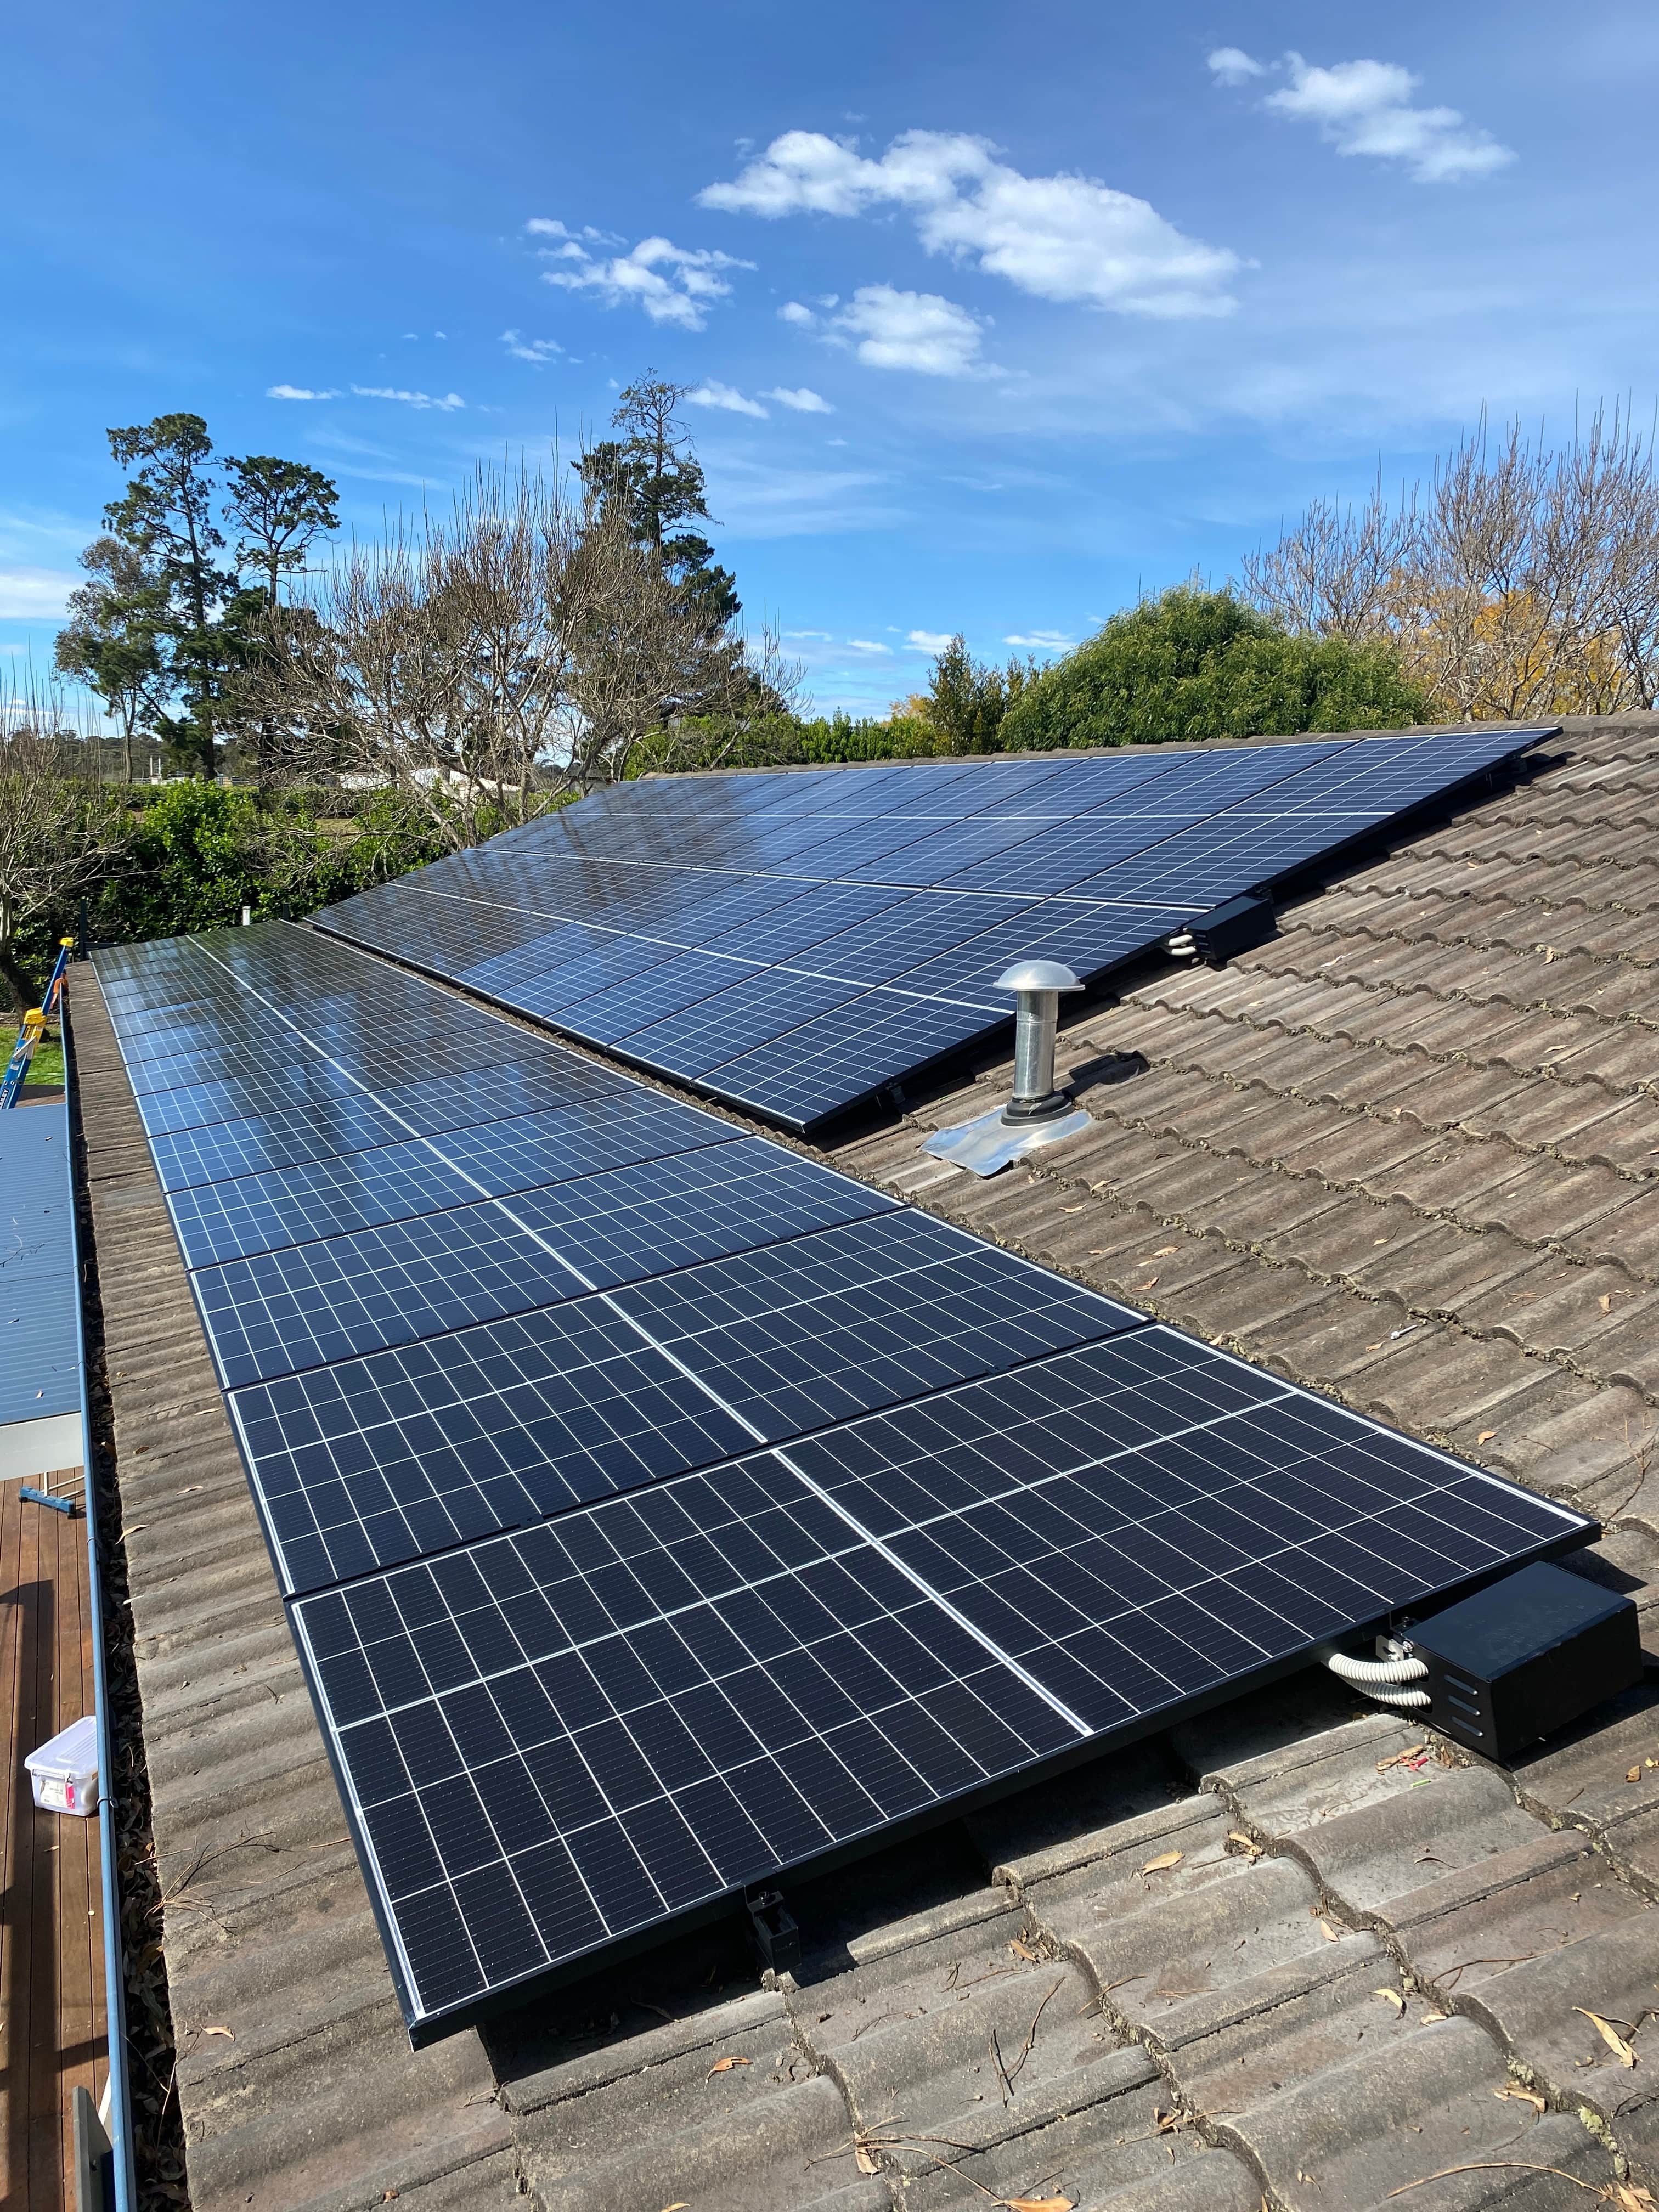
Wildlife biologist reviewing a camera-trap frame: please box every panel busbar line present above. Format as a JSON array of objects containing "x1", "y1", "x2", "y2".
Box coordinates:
[
  {"x1": 291, "y1": 1330, "x2": 1589, "y2": 2039},
  {"x1": 93, "y1": 924, "x2": 1141, "y2": 1600},
  {"x1": 91, "y1": 914, "x2": 1595, "y2": 2045},
  {"x1": 316, "y1": 727, "x2": 1554, "y2": 1132}
]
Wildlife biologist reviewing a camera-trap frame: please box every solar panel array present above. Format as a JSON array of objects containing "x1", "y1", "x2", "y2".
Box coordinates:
[
  {"x1": 317, "y1": 727, "x2": 1551, "y2": 1133},
  {"x1": 93, "y1": 917, "x2": 1590, "y2": 2042}
]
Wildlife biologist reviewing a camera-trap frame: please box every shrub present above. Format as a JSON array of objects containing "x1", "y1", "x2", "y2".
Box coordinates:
[{"x1": 998, "y1": 586, "x2": 1432, "y2": 752}]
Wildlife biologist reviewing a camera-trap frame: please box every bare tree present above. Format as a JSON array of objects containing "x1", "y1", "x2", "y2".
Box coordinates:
[
  {"x1": 1239, "y1": 404, "x2": 1659, "y2": 718},
  {"x1": 0, "y1": 720, "x2": 125, "y2": 1013},
  {"x1": 253, "y1": 459, "x2": 790, "y2": 841}
]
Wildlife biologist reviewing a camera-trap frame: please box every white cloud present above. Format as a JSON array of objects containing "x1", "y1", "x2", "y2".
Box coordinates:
[
  {"x1": 687, "y1": 380, "x2": 770, "y2": 417},
  {"x1": 267, "y1": 383, "x2": 340, "y2": 400},
  {"x1": 0, "y1": 567, "x2": 76, "y2": 619},
  {"x1": 1006, "y1": 629, "x2": 1077, "y2": 650},
  {"x1": 501, "y1": 330, "x2": 562, "y2": 363},
  {"x1": 845, "y1": 639, "x2": 892, "y2": 653},
  {"x1": 352, "y1": 385, "x2": 465, "y2": 410},
  {"x1": 783, "y1": 628, "x2": 833, "y2": 640},
  {"x1": 829, "y1": 286, "x2": 988, "y2": 376},
  {"x1": 778, "y1": 301, "x2": 816, "y2": 327},
  {"x1": 701, "y1": 128, "x2": 1239, "y2": 318},
  {"x1": 1218, "y1": 50, "x2": 1517, "y2": 183},
  {"x1": 1206, "y1": 47, "x2": 1267, "y2": 87},
  {"x1": 526, "y1": 217, "x2": 624, "y2": 246},
  {"x1": 538, "y1": 225, "x2": 753, "y2": 330},
  {"x1": 764, "y1": 385, "x2": 834, "y2": 413},
  {"x1": 907, "y1": 629, "x2": 955, "y2": 652}
]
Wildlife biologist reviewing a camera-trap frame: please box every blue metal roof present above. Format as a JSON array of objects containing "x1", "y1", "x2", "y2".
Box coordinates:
[{"x1": 0, "y1": 1103, "x2": 81, "y2": 1426}]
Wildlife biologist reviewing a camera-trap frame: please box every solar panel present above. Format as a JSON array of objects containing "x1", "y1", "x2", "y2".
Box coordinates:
[
  {"x1": 289, "y1": 1330, "x2": 1584, "y2": 2037},
  {"x1": 316, "y1": 727, "x2": 1553, "y2": 1132},
  {"x1": 91, "y1": 916, "x2": 1593, "y2": 2047}
]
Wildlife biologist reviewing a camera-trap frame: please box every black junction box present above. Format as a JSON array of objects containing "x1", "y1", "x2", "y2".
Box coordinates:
[
  {"x1": 1407, "y1": 1561, "x2": 1643, "y2": 1760},
  {"x1": 1187, "y1": 891, "x2": 1277, "y2": 963}
]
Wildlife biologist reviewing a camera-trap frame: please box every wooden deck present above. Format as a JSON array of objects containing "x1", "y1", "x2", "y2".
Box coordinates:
[{"x1": 0, "y1": 1468, "x2": 106, "y2": 2209}]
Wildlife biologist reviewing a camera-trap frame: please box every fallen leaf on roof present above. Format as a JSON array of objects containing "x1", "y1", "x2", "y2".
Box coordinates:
[
  {"x1": 1375, "y1": 1988, "x2": 1407, "y2": 2014},
  {"x1": 1226, "y1": 1830, "x2": 1262, "y2": 1860},
  {"x1": 1153, "y1": 1245, "x2": 1178, "y2": 1256},
  {"x1": 1140, "y1": 1851, "x2": 1183, "y2": 1876},
  {"x1": 1575, "y1": 2007, "x2": 1639, "y2": 2066},
  {"x1": 200, "y1": 2024, "x2": 234, "y2": 2040},
  {"x1": 1419, "y1": 2010, "x2": 1447, "y2": 2024},
  {"x1": 1377, "y1": 1746, "x2": 1429, "y2": 1773},
  {"x1": 1493, "y1": 2086, "x2": 1547, "y2": 2113},
  {"x1": 1601, "y1": 1294, "x2": 1613, "y2": 1313},
  {"x1": 1477, "y1": 1431, "x2": 1497, "y2": 1444},
  {"x1": 1629, "y1": 1768, "x2": 1642, "y2": 1784},
  {"x1": 1007, "y1": 1936, "x2": 1042, "y2": 1962},
  {"x1": 1153, "y1": 2108, "x2": 1182, "y2": 2132},
  {"x1": 706, "y1": 2055, "x2": 752, "y2": 2079},
  {"x1": 998, "y1": 2196, "x2": 1074, "y2": 2212},
  {"x1": 1320, "y1": 1920, "x2": 1342, "y2": 1942},
  {"x1": 854, "y1": 2143, "x2": 881, "y2": 2175},
  {"x1": 1136, "y1": 1277, "x2": 1159, "y2": 1290}
]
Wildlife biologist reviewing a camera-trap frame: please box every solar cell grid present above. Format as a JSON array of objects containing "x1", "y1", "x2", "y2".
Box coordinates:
[
  {"x1": 93, "y1": 906, "x2": 1594, "y2": 2045},
  {"x1": 290, "y1": 1455, "x2": 1076, "y2": 2024},
  {"x1": 319, "y1": 730, "x2": 1550, "y2": 1132},
  {"x1": 784, "y1": 1328, "x2": 1581, "y2": 1732},
  {"x1": 498, "y1": 1137, "x2": 893, "y2": 1288}
]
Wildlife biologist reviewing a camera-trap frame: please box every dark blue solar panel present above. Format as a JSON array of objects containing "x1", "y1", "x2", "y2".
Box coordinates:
[
  {"x1": 286, "y1": 1322, "x2": 1589, "y2": 2039},
  {"x1": 92, "y1": 909, "x2": 1591, "y2": 2046},
  {"x1": 318, "y1": 729, "x2": 1551, "y2": 1132}
]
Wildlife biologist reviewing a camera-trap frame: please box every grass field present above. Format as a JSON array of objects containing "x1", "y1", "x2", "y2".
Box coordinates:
[{"x1": 18, "y1": 1034, "x2": 65, "y2": 1091}]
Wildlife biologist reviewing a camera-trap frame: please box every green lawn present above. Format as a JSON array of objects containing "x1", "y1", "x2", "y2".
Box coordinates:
[{"x1": 18, "y1": 1034, "x2": 64, "y2": 1091}]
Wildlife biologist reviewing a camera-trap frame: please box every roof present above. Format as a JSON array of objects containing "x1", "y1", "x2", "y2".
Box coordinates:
[
  {"x1": 0, "y1": 1099, "x2": 80, "y2": 1424},
  {"x1": 69, "y1": 712, "x2": 1659, "y2": 2212}
]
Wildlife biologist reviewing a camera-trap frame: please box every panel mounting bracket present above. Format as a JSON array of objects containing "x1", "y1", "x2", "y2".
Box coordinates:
[{"x1": 746, "y1": 1888, "x2": 802, "y2": 1979}]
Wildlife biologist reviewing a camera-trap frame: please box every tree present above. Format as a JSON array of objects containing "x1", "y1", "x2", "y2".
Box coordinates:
[
  {"x1": 53, "y1": 537, "x2": 168, "y2": 782},
  {"x1": 1239, "y1": 405, "x2": 1659, "y2": 718},
  {"x1": 255, "y1": 459, "x2": 790, "y2": 827},
  {"x1": 574, "y1": 375, "x2": 740, "y2": 633},
  {"x1": 221, "y1": 457, "x2": 340, "y2": 786},
  {"x1": 104, "y1": 413, "x2": 238, "y2": 775},
  {"x1": 0, "y1": 727, "x2": 125, "y2": 1012},
  {"x1": 997, "y1": 586, "x2": 1431, "y2": 752},
  {"x1": 223, "y1": 455, "x2": 340, "y2": 604},
  {"x1": 924, "y1": 636, "x2": 1040, "y2": 752}
]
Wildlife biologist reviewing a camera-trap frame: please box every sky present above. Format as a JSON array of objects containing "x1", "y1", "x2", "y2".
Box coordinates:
[{"x1": 3, "y1": 0, "x2": 1657, "y2": 716}]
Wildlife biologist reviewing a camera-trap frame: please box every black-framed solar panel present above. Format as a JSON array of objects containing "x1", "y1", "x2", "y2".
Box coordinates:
[
  {"x1": 91, "y1": 912, "x2": 1594, "y2": 2050},
  {"x1": 286, "y1": 1325, "x2": 1589, "y2": 2041},
  {"x1": 317, "y1": 728, "x2": 1553, "y2": 1131}
]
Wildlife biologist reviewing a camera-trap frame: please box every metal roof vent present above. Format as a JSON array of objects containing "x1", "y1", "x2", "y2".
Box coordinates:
[{"x1": 921, "y1": 960, "x2": 1092, "y2": 1177}]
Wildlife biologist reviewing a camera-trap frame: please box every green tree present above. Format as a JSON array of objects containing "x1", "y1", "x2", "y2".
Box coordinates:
[
  {"x1": 223, "y1": 455, "x2": 340, "y2": 603},
  {"x1": 924, "y1": 636, "x2": 1040, "y2": 753},
  {"x1": 52, "y1": 537, "x2": 169, "y2": 781},
  {"x1": 574, "y1": 375, "x2": 740, "y2": 633},
  {"x1": 998, "y1": 586, "x2": 1432, "y2": 752},
  {"x1": 104, "y1": 413, "x2": 238, "y2": 775}
]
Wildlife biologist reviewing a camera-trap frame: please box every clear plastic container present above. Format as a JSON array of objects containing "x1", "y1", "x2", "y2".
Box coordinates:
[{"x1": 26, "y1": 1713, "x2": 99, "y2": 1815}]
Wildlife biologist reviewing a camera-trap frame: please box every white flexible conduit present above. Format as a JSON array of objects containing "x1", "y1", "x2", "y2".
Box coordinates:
[{"x1": 1325, "y1": 1649, "x2": 1431, "y2": 1708}]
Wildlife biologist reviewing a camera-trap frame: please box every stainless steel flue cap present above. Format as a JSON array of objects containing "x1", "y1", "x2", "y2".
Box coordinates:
[{"x1": 995, "y1": 960, "x2": 1083, "y2": 994}]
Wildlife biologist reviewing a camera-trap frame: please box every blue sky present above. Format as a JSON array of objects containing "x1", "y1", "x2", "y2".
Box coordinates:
[{"x1": 4, "y1": 0, "x2": 1657, "y2": 715}]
